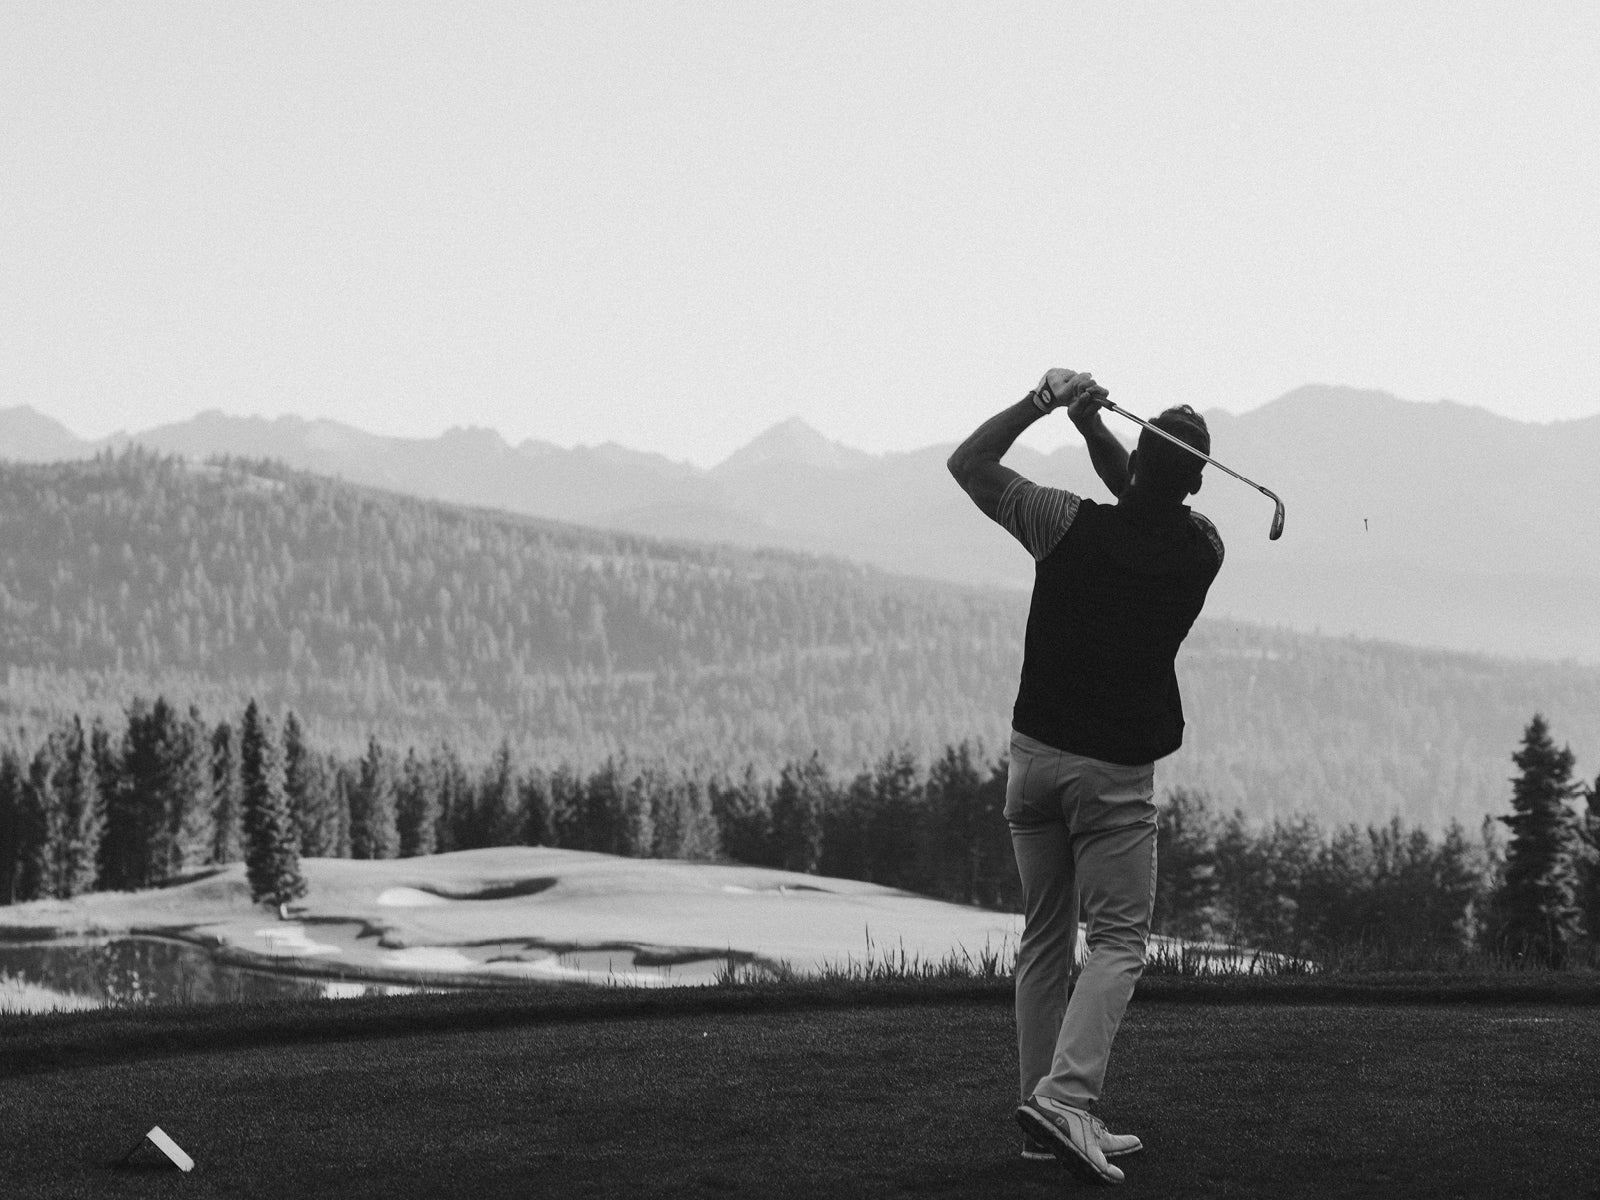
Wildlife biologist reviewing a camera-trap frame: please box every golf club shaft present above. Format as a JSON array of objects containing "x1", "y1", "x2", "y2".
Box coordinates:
[{"x1": 1097, "y1": 399, "x2": 1278, "y2": 503}]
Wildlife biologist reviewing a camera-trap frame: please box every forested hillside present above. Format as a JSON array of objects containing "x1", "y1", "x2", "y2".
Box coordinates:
[
  {"x1": 0, "y1": 451, "x2": 1017, "y2": 770},
  {"x1": 2, "y1": 450, "x2": 1597, "y2": 831}
]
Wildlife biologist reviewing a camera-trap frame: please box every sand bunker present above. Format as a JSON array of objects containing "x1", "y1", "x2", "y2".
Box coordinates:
[
  {"x1": 375, "y1": 879, "x2": 557, "y2": 904},
  {"x1": 251, "y1": 925, "x2": 342, "y2": 957},
  {"x1": 380, "y1": 946, "x2": 475, "y2": 970},
  {"x1": 721, "y1": 883, "x2": 832, "y2": 895},
  {"x1": 376, "y1": 888, "x2": 448, "y2": 907}
]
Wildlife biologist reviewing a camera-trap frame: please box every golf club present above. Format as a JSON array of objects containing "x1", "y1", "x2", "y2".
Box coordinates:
[{"x1": 1096, "y1": 398, "x2": 1285, "y2": 541}]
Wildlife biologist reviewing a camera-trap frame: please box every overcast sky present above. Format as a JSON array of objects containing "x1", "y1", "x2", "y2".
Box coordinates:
[{"x1": 4, "y1": 2, "x2": 1597, "y2": 466}]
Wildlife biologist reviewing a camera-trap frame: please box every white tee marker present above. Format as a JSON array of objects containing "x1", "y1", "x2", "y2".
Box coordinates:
[{"x1": 118, "y1": 1125, "x2": 194, "y2": 1172}]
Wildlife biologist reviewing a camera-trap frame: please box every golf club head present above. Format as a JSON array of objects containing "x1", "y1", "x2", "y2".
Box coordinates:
[{"x1": 1268, "y1": 497, "x2": 1285, "y2": 541}]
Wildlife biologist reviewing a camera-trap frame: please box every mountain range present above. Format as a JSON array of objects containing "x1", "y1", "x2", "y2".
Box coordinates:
[{"x1": 4, "y1": 386, "x2": 1597, "y2": 662}]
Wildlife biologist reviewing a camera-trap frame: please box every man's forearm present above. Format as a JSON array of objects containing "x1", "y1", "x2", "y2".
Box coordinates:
[
  {"x1": 946, "y1": 395, "x2": 1044, "y2": 482},
  {"x1": 1073, "y1": 411, "x2": 1131, "y2": 496}
]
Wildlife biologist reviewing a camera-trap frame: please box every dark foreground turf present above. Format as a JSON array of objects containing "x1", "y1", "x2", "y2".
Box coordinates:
[{"x1": 2, "y1": 993, "x2": 1597, "y2": 1199}]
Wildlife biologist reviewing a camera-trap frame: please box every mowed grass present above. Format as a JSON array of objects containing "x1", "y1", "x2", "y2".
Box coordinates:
[{"x1": 2, "y1": 990, "x2": 1597, "y2": 1200}]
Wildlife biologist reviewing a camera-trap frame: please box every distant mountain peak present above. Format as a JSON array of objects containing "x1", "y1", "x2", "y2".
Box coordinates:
[
  {"x1": 439, "y1": 425, "x2": 512, "y2": 452},
  {"x1": 714, "y1": 417, "x2": 873, "y2": 475},
  {"x1": 0, "y1": 404, "x2": 93, "y2": 462},
  {"x1": 1244, "y1": 383, "x2": 1536, "y2": 434}
]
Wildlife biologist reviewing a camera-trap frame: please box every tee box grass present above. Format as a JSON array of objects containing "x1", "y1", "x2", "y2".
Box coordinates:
[{"x1": 1, "y1": 978, "x2": 1597, "y2": 1199}]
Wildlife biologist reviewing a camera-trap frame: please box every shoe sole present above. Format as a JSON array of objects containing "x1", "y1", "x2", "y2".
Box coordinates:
[
  {"x1": 1015, "y1": 1105, "x2": 1122, "y2": 1185},
  {"x1": 1024, "y1": 1140, "x2": 1141, "y2": 1161}
]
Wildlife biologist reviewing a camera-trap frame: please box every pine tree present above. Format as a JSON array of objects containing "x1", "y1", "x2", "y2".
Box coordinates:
[
  {"x1": 285, "y1": 743, "x2": 338, "y2": 859},
  {"x1": 541, "y1": 763, "x2": 585, "y2": 849},
  {"x1": 1490, "y1": 714, "x2": 1583, "y2": 967},
  {"x1": 168, "y1": 706, "x2": 215, "y2": 876},
  {"x1": 54, "y1": 716, "x2": 103, "y2": 898},
  {"x1": 924, "y1": 742, "x2": 983, "y2": 903},
  {"x1": 240, "y1": 699, "x2": 307, "y2": 912},
  {"x1": 282, "y1": 714, "x2": 340, "y2": 858},
  {"x1": 1213, "y1": 810, "x2": 1308, "y2": 951},
  {"x1": 328, "y1": 756, "x2": 353, "y2": 859},
  {"x1": 864, "y1": 749, "x2": 925, "y2": 891},
  {"x1": 432, "y1": 743, "x2": 471, "y2": 854},
  {"x1": 102, "y1": 700, "x2": 153, "y2": 890},
  {"x1": 210, "y1": 720, "x2": 243, "y2": 864},
  {"x1": 519, "y1": 765, "x2": 551, "y2": 849},
  {"x1": 1154, "y1": 788, "x2": 1222, "y2": 940},
  {"x1": 18, "y1": 737, "x2": 65, "y2": 901},
  {"x1": 578, "y1": 757, "x2": 624, "y2": 854},
  {"x1": 109, "y1": 697, "x2": 192, "y2": 888},
  {"x1": 282, "y1": 711, "x2": 318, "y2": 855},
  {"x1": 676, "y1": 772, "x2": 721, "y2": 861},
  {"x1": 349, "y1": 736, "x2": 398, "y2": 860},
  {"x1": 771, "y1": 753, "x2": 829, "y2": 875},
  {"x1": 648, "y1": 769, "x2": 720, "y2": 862},
  {"x1": 617, "y1": 765, "x2": 655, "y2": 859},
  {"x1": 0, "y1": 749, "x2": 25, "y2": 904},
  {"x1": 90, "y1": 721, "x2": 124, "y2": 883},
  {"x1": 397, "y1": 748, "x2": 440, "y2": 858},
  {"x1": 971, "y1": 757, "x2": 1017, "y2": 909},
  {"x1": 819, "y1": 767, "x2": 871, "y2": 882},
  {"x1": 1435, "y1": 819, "x2": 1495, "y2": 949},
  {"x1": 476, "y1": 740, "x2": 521, "y2": 848},
  {"x1": 281, "y1": 711, "x2": 310, "y2": 850},
  {"x1": 710, "y1": 764, "x2": 776, "y2": 867}
]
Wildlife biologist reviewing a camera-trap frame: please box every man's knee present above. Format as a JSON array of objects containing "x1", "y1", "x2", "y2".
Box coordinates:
[{"x1": 1083, "y1": 921, "x2": 1150, "y2": 963}]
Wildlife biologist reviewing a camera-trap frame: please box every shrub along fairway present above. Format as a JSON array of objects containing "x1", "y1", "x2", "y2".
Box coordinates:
[{"x1": 1, "y1": 984, "x2": 1597, "y2": 1199}]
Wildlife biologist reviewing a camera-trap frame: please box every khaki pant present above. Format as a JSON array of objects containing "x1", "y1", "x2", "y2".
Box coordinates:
[{"x1": 1006, "y1": 729, "x2": 1157, "y2": 1109}]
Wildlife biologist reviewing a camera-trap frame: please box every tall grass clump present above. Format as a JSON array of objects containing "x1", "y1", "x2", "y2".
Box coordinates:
[
  {"x1": 713, "y1": 930, "x2": 1019, "y2": 987},
  {"x1": 0, "y1": 971, "x2": 101, "y2": 1014}
]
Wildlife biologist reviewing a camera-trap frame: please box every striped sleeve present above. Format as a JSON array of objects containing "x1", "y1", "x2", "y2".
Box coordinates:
[
  {"x1": 996, "y1": 478, "x2": 1082, "y2": 561},
  {"x1": 1191, "y1": 511, "x2": 1225, "y2": 570}
]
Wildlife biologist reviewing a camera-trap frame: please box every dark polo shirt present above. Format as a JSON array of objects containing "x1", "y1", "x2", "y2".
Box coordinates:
[{"x1": 996, "y1": 479, "x2": 1224, "y2": 766}]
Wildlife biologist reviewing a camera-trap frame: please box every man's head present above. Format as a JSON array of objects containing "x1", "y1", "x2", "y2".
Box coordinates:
[{"x1": 1129, "y1": 405, "x2": 1209, "y2": 499}]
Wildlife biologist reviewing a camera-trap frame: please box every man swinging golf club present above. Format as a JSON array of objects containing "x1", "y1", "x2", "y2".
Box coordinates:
[{"x1": 948, "y1": 368, "x2": 1226, "y2": 1185}]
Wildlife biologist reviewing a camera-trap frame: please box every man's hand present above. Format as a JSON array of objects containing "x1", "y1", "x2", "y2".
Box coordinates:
[
  {"x1": 1055, "y1": 370, "x2": 1129, "y2": 496},
  {"x1": 949, "y1": 367, "x2": 1125, "y2": 520},
  {"x1": 1037, "y1": 369, "x2": 1109, "y2": 420}
]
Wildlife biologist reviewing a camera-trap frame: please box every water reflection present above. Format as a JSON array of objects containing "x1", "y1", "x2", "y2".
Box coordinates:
[{"x1": 0, "y1": 937, "x2": 430, "y2": 1011}]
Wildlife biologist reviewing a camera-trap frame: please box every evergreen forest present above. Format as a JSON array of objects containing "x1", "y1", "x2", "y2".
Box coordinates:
[{"x1": 2, "y1": 451, "x2": 1599, "y2": 836}]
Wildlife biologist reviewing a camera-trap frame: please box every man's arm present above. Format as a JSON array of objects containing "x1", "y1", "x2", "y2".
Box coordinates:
[
  {"x1": 947, "y1": 369, "x2": 1109, "y2": 521},
  {"x1": 1070, "y1": 403, "x2": 1130, "y2": 497}
]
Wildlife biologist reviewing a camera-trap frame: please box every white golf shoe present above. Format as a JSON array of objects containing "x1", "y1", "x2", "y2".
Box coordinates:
[
  {"x1": 1015, "y1": 1096, "x2": 1127, "y2": 1184},
  {"x1": 1022, "y1": 1125, "x2": 1143, "y2": 1161}
]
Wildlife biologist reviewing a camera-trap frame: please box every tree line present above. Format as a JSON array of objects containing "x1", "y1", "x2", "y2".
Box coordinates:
[
  {"x1": 1156, "y1": 713, "x2": 1599, "y2": 966},
  {"x1": 3, "y1": 696, "x2": 1595, "y2": 965}
]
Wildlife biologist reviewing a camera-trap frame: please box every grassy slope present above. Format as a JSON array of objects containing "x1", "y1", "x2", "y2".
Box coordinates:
[{"x1": 1, "y1": 990, "x2": 1596, "y2": 1199}]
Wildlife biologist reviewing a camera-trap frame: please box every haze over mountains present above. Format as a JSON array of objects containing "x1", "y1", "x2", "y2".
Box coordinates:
[{"x1": 4, "y1": 385, "x2": 1597, "y2": 661}]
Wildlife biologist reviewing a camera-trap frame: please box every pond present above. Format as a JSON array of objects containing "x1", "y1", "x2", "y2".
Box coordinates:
[
  {"x1": 0, "y1": 933, "x2": 742, "y2": 1013},
  {"x1": 0, "y1": 937, "x2": 437, "y2": 1012}
]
